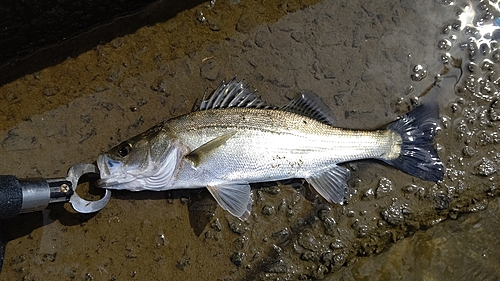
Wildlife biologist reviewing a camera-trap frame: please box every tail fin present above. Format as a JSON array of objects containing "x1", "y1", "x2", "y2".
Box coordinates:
[{"x1": 384, "y1": 103, "x2": 444, "y2": 182}]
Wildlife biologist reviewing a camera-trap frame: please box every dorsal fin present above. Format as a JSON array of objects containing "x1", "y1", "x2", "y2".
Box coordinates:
[
  {"x1": 200, "y1": 78, "x2": 270, "y2": 110},
  {"x1": 282, "y1": 92, "x2": 337, "y2": 126}
]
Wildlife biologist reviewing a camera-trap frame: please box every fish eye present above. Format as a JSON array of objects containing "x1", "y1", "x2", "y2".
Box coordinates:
[{"x1": 117, "y1": 142, "x2": 132, "y2": 157}]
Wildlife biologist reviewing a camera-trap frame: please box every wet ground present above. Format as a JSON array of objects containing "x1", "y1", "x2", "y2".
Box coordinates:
[{"x1": 1, "y1": 0, "x2": 499, "y2": 280}]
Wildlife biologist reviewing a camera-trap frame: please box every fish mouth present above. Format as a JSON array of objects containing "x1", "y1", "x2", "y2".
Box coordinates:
[
  {"x1": 96, "y1": 154, "x2": 115, "y2": 183},
  {"x1": 95, "y1": 154, "x2": 145, "y2": 191},
  {"x1": 96, "y1": 144, "x2": 182, "y2": 192}
]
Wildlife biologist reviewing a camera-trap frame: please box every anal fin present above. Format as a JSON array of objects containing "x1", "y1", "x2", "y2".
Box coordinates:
[
  {"x1": 306, "y1": 165, "x2": 351, "y2": 204},
  {"x1": 206, "y1": 181, "x2": 252, "y2": 221}
]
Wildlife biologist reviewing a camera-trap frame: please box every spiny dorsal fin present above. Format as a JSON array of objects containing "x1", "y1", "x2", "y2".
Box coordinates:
[
  {"x1": 282, "y1": 92, "x2": 337, "y2": 126},
  {"x1": 200, "y1": 78, "x2": 271, "y2": 110}
]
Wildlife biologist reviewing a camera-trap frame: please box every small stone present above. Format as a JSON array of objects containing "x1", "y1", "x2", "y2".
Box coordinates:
[
  {"x1": 211, "y1": 218, "x2": 222, "y2": 232},
  {"x1": 229, "y1": 221, "x2": 248, "y2": 234},
  {"x1": 474, "y1": 157, "x2": 497, "y2": 176},
  {"x1": 381, "y1": 201, "x2": 404, "y2": 225},
  {"x1": 376, "y1": 178, "x2": 393, "y2": 198},
  {"x1": 272, "y1": 228, "x2": 291, "y2": 244},
  {"x1": 323, "y1": 218, "x2": 336, "y2": 236},
  {"x1": 463, "y1": 146, "x2": 476, "y2": 157},
  {"x1": 361, "y1": 188, "x2": 374, "y2": 200},
  {"x1": 233, "y1": 236, "x2": 248, "y2": 251},
  {"x1": 330, "y1": 240, "x2": 345, "y2": 250},
  {"x1": 43, "y1": 253, "x2": 57, "y2": 262},
  {"x1": 261, "y1": 204, "x2": 275, "y2": 216},
  {"x1": 230, "y1": 251, "x2": 246, "y2": 267},
  {"x1": 260, "y1": 259, "x2": 287, "y2": 273},
  {"x1": 402, "y1": 184, "x2": 418, "y2": 193}
]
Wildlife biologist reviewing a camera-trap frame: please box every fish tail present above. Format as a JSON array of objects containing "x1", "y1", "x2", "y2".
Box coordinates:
[{"x1": 383, "y1": 103, "x2": 444, "y2": 182}]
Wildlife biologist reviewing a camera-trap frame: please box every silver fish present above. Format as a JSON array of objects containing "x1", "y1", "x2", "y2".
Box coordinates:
[{"x1": 97, "y1": 78, "x2": 444, "y2": 220}]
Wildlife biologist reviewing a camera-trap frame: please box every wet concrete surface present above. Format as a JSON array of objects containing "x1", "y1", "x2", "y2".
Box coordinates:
[{"x1": 1, "y1": 0, "x2": 499, "y2": 280}]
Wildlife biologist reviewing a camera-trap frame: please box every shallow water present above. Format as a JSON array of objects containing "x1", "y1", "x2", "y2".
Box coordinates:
[{"x1": 0, "y1": 0, "x2": 499, "y2": 280}]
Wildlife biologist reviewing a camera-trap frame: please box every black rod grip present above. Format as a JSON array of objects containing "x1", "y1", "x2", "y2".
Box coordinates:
[{"x1": 0, "y1": 176, "x2": 23, "y2": 220}]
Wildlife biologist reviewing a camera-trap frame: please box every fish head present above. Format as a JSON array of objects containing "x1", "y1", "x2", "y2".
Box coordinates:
[{"x1": 97, "y1": 125, "x2": 182, "y2": 191}]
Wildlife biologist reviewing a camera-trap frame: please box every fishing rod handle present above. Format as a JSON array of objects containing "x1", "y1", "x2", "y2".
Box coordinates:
[{"x1": 0, "y1": 175, "x2": 72, "y2": 219}]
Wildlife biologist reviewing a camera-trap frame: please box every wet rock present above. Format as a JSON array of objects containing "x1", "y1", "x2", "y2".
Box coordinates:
[
  {"x1": 321, "y1": 249, "x2": 347, "y2": 271},
  {"x1": 410, "y1": 64, "x2": 428, "y2": 81},
  {"x1": 331, "y1": 252, "x2": 347, "y2": 269},
  {"x1": 42, "y1": 253, "x2": 57, "y2": 262},
  {"x1": 233, "y1": 236, "x2": 249, "y2": 251},
  {"x1": 356, "y1": 224, "x2": 368, "y2": 238},
  {"x1": 433, "y1": 193, "x2": 452, "y2": 210},
  {"x1": 9, "y1": 254, "x2": 26, "y2": 266},
  {"x1": 136, "y1": 99, "x2": 147, "y2": 107},
  {"x1": 150, "y1": 77, "x2": 168, "y2": 93},
  {"x1": 106, "y1": 66, "x2": 122, "y2": 83},
  {"x1": 260, "y1": 259, "x2": 287, "y2": 273},
  {"x1": 176, "y1": 258, "x2": 190, "y2": 270},
  {"x1": 298, "y1": 230, "x2": 320, "y2": 251},
  {"x1": 323, "y1": 217, "x2": 336, "y2": 236},
  {"x1": 361, "y1": 188, "x2": 375, "y2": 200},
  {"x1": 176, "y1": 248, "x2": 190, "y2": 271},
  {"x1": 261, "y1": 204, "x2": 275, "y2": 216},
  {"x1": 4, "y1": 91, "x2": 19, "y2": 103},
  {"x1": 346, "y1": 210, "x2": 356, "y2": 217},
  {"x1": 474, "y1": 157, "x2": 498, "y2": 176},
  {"x1": 261, "y1": 186, "x2": 281, "y2": 195},
  {"x1": 476, "y1": 131, "x2": 499, "y2": 146},
  {"x1": 85, "y1": 272, "x2": 94, "y2": 281},
  {"x1": 272, "y1": 244, "x2": 283, "y2": 255},
  {"x1": 300, "y1": 251, "x2": 319, "y2": 261},
  {"x1": 43, "y1": 86, "x2": 60, "y2": 97},
  {"x1": 381, "y1": 201, "x2": 404, "y2": 225},
  {"x1": 229, "y1": 221, "x2": 248, "y2": 234},
  {"x1": 330, "y1": 240, "x2": 345, "y2": 250},
  {"x1": 271, "y1": 228, "x2": 291, "y2": 244},
  {"x1": 317, "y1": 206, "x2": 332, "y2": 221},
  {"x1": 468, "y1": 198, "x2": 488, "y2": 212},
  {"x1": 462, "y1": 146, "x2": 476, "y2": 157},
  {"x1": 101, "y1": 102, "x2": 115, "y2": 111},
  {"x1": 321, "y1": 251, "x2": 334, "y2": 266},
  {"x1": 489, "y1": 98, "x2": 500, "y2": 121},
  {"x1": 376, "y1": 177, "x2": 394, "y2": 198},
  {"x1": 211, "y1": 218, "x2": 222, "y2": 232},
  {"x1": 155, "y1": 232, "x2": 167, "y2": 247},
  {"x1": 402, "y1": 203, "x2": 413, "y2": 215},
  {"x1": 454, "y1": 119, "x2": 472, "y2": 139},
  {"x1": 402, "y1": 184, "x2": 418, "y2": 193},
  {"x1": 230, "y1": 251, "x2": 246, "y2": 267}
]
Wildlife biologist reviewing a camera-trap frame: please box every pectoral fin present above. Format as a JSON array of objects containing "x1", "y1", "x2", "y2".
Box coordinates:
[
  {"x1": 207, "y1": 182, "x2": 252, "y2": 221},
  {"x1": 185, "y1": 132, "x2": 236, "y2": 167},
  {"x1": 306, "y1": 165, "x2": 351, "y2": 204}
]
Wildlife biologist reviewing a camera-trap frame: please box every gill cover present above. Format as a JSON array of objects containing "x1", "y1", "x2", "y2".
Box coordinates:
[{"x1": 97, "y1": 138, "x2": 184, "y2": 191}]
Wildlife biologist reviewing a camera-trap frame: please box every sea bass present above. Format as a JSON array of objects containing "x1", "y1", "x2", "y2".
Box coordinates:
[{"x1": 97, "y1": 78, "x2": 444, "y2": 220}]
